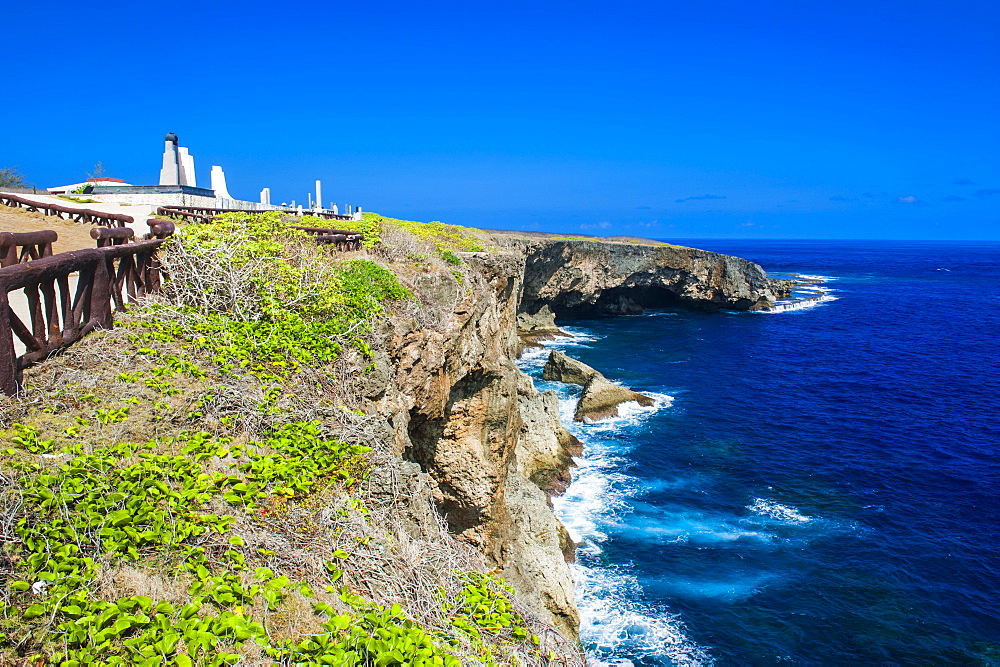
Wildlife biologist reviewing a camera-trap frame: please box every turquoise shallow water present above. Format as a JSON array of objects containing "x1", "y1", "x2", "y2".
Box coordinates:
[{"x1": 518, "y1": 240, "x2": 1000, "y2": 665}]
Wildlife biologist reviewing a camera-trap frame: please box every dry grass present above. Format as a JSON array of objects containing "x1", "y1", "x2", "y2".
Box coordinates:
[{"x1": 0, "y1": 204, "x2": 103, "y2": 252}]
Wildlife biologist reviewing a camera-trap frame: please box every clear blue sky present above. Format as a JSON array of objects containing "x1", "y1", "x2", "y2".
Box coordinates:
[{"x1": 4, "y1": 0, "x2": 998, "y2": 239}]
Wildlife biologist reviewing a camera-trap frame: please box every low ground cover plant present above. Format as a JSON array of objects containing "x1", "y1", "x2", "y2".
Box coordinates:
[{"x1": 0, "y1": 212, "x2": 566, "y2": 665}]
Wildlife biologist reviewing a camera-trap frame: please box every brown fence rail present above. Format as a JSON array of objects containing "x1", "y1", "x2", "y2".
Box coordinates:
[
  {"x1": 290, "y1": 226, "x2": 364, "y2": 251},
  {"x1": 295, "y1": 211, "x2": 355, "y2": 221},
  {"x1": 156, "y1": 205, "x2": 355, "y2": 222},
  {"x1": 146, "y1": 219, "x2": 176, "y2": 239},
  {"x1": 0, "y1": 231, "x2": 57, "y2": 267},
  {"x1": 155, "y1": 207, "x2": 216, "y2": 222},
  {"x1": 0, "y1": 239, "x2": 165, "y2": 395},
  {"x1": 0, "y1": 193, "x2": 132, "y2": 227}
]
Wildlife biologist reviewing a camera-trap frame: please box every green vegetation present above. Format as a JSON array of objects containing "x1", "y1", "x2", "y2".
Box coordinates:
[
  {"x1": 300, "y1": 215, "x2": 383, "y2": 250},
  {"x1": 363, "y1": 212, "x2": 486, "y2": 254},
  {"x1": 0, "y1": 212, "x2": 559, "y2": 665},
  {"x1": 153, "y1": 212, "x2": 411, "y2": 386},
  {"x1": 87, "y1": 161, "x2": 106, "y2": 181},
  {"x1": 57, "y1": 194, "x2": 100, "y2": 203},
  {"x1": 0, "y1": 166, "x2": 26, "y2": 189}
]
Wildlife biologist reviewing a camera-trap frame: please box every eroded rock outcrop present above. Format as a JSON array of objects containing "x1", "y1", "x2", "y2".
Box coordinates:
[
  {"x1": 542, "y1": 350, "x2": 654, "y2": 421},
  {"x1": 516, "y1": 303, "x2": 567, "y2": 345},
  {"x1": 515, "y1": 373, "x2": 581, "y2": 496},
  {"x1": 509, "y1": 239, "x2": 777, "y2": 318},
  {"x1": 575, "y1": 373, "x2": 654, "y2": 422},
  {"x1": 354, "y1": 252, "x2": 582, "y2": 640},
  {"x1": 542, "y1": 350, "x2": 596, "y2": 386}
]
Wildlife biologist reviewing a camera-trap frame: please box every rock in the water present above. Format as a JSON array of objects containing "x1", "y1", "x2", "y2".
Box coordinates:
[
  {"x1": 542, "y1": 350, "x2": 598, "y2": 387},
  {"x1": 574, "y1": 373, "x2": 654, "y2": 422}
]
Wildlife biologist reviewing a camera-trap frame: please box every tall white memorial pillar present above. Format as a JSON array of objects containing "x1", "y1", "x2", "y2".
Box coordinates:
[
  {"x1": 178, "y1": 147, "x2": 197, "y2": 187},
  {"x1": 315, "y1": 180, "x2": 322, "y2": 211},
  {"x1": 260, "y1": 188, "x2": 271, "y2": 206},
  {"x1": 159, "y1": 133, "x2": 180, "y2": 185}
]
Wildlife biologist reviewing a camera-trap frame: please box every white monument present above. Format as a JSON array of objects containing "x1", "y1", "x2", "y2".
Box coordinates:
[
  {"x1": 315, "y1": 180, "x2": 322, "y2": 210},
  {"x1": 178, "y1": 147, "x2": 196, "y2": 187},
  {"x1": 260, "y1": 188, "x2": 271, "y2": 206},
  {"x1": 159, "y1": 133, "x2": 200, "y2": 187},
  {"x1": 210, "y1": 166, "x2": 233, "y2": 201},
  {"x1": 159, "y1": 133, "x2": 180, "y2": 185}
]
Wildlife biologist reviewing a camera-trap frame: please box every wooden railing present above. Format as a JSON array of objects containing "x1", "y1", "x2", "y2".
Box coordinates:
[
  {"x1": 155, "y1": 207, "x2": 216, "y2": 222},
  {"x1": 0, "y1": 240, "x2": 165, "y2": 395},
  {"x1": 0, "y1": 218, "x2": 176, "y2": 395},
  {"x1": 290, "y1": 226, "x2": 364, "y2": 251},
  {"x1": 0, "y1": 212, "x2": 368, "y2": 394},
  {"x1": 156, "y1": 205, "x2": 355, "y2": 222},
  {"x1": 90, "y1": 220, "x2": 175, "y2": 247},
  {"x1": 0, "y1": 193, "x2": 132, "y2": 227},
  {"x1": 294, "y1": 210, "x2": 354, "y2": 221},
  {"x1": 0, "y1": 231, "x2": 56, "y2": 267}
]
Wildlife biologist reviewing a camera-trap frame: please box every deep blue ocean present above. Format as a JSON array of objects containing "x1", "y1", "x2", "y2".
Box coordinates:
[{"x1": 517, "y1": 240, "x2": 1000, "y2": 665}]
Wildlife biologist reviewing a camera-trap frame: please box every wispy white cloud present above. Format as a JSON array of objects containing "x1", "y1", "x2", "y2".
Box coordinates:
[{"x1": 675, "y1": 194, "x2": 726, "y2": 203}]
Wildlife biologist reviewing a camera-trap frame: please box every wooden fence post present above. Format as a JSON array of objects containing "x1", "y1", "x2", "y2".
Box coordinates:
[
  {"x1": 91, "y1": 257, "x2": 113, "y2": 330},
  {"x1": 0, "y1": 292, "x2": 19, "y2": 396}
]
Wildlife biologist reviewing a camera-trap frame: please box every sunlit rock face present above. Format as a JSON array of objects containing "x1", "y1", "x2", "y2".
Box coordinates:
[
  {"x1": 355, "y1": 238, "x2": 775, "y2": 644},
  {"x1": 515, "y1": 239, "x2": 776, "y2": 317}
]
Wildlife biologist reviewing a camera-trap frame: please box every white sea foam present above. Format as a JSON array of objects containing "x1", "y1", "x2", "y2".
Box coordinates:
[
  {"x1": 760, "y1": 273, "x2": 839, "y2": 314},
  {"x1": 573, "y1": 392, "x2": 675, "y2": 433},
  {"x1": 520, "y1": 324, "x2": 713, "y2": 664},
  {"x1": 575, "y1": 566, "x2": 714, "y2": 666},
  {"x1": 516, "y1": 345, "x2": 551, "y2": 372},
  {"x1": 746, "y1": 498, "x2": 811, "y2": 523},
  {"x1": 619, "y1": 508, "x2": 777, "y2": 546},
  {"x1": 761, "y1": 293, "x2": 839, "y2": 313},
  {"x1": 551, "y1": 415, "x2": 714, "y2": 663},
  {"x1": 553, "y1": 326, "x2": 605, "y2": 347},
  {"x1": 517, "y1": 326, "x2": 605, "y2": 372}
]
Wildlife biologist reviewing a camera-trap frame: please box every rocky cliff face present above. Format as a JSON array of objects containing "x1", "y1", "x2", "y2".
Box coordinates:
[
  {"x1": 355, "y1": 237, "x2": 776, "y2": 643},
  {"x1": 512, "y1": 239, "x2": 776, "y2": 323},
  {"x1": 355, "y1": 251, "x2": 583, "y2": 640}
]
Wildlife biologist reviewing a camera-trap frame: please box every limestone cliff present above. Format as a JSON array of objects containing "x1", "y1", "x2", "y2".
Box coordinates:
[
  {"x1": 511, "y1": 239, "x2": 776, "y2": 324},
  {"x1": 354, "y1": 251, "x2": 583, "y2": 640},
  {"x1": 347, "y1": 236, "x2": 776, "y2": 642}
]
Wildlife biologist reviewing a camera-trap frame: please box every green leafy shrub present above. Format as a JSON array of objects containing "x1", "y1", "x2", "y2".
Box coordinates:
[
  {"x1": 148, "y1": 212, "x2": 411, "y2": 386},
  {"x1": 440, "y1": 249, "x2": 463, "y2": 266},
  {"x1": 300, "y1": 214, "x2": 383, "y2": 250},
  {"x1": 0, "y1": 211, "x2": 568, "y2": 666},
  {"x1": 363, "y1": 212, "x2": 486, "y2": 253}
]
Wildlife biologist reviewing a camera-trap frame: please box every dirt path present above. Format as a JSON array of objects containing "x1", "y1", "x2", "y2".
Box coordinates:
[{"x1": 0, "y1": 204, "x2": 103, "y2": 252}]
